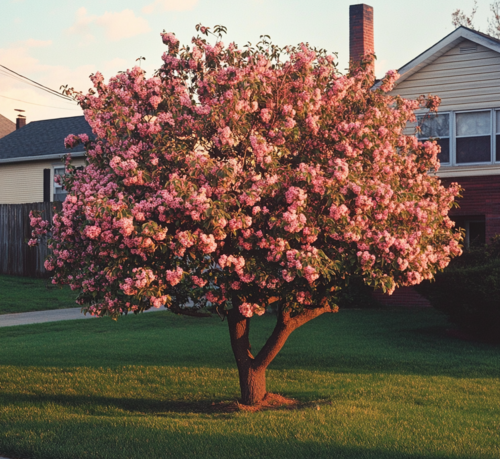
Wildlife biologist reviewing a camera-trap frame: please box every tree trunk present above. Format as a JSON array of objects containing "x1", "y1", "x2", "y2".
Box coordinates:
[
  {"x1": 227, "y1": 307, "x2": 267, "y2": 405},
  {"x1": 237, "y1": 363, "x2": 267, "y2": 406},
  {"x1": 227, "y1": 301, "x2": 339, "y2": 406}
]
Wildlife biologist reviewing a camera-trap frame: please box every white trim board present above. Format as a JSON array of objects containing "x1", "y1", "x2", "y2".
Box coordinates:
[{"x1": 0, "y1": 152, "x2": 85, "y2": 164}]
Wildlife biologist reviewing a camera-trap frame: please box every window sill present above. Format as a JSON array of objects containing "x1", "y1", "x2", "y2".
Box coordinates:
[{"x1": 436, "y1": 163, "x2": 500, "y2": 178}]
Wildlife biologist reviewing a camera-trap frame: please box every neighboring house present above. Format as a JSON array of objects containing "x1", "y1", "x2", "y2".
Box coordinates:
[
  {"x1": 0, "y1": 115, "x2": 93, "y2": 204},
  {"x1": 386, "y1": 26, "x2": 500, "y2": 246},
  {"x1": 350, "y1": 5, "x2": 500, "y2": 247},
  {"x1": 0, "y1": 114, "x2": 15, "y2": 140},
  {"x1": 350, "y1": 4, "x2": 500, "y2": 307}
]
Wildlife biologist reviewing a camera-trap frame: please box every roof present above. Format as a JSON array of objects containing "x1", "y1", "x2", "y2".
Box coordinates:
[
  {"x1": 0, "y1": 114, "x2": 15, "y2": 140},
  {"x1": 0, "y1": 115, "x2": 93, "y2": 163},
  {"x1": 374, "y1": 26, "x2": 500, "y2": 89}
]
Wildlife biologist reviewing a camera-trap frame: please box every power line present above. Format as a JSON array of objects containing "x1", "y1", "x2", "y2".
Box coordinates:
[
  {"x1": 0, "y1": 63, "x2": 75, "y2": 101},
  {"x1": 0, "y1": 69, "x2": 77, "y2": 105},
  {"x1": 0, "y1": 94, "x2": 82, "y2": 111}
]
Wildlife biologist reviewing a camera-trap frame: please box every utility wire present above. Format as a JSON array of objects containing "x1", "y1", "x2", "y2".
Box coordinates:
[
  {"x1": 0, "y1": 94, "x2": 82, "y2": 111},
  {"x1": 0, "y1": 63, "x2": 75, "y2": 101},
  {"x1": 0, "y1": 70, "x2": 77, "y2": 105}
]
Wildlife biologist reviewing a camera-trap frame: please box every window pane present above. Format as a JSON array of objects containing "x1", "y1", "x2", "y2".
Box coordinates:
[
  {"x1": 456, "y1": 136, "x2": 491, "y2": 163},
  {"x1": 437, "y1": 138, "x2": 450, "y2": 163},
  {"x1": 53, "y1": 190, "x2": 68, "y2": 202},
  {"x1": 496, "y1": 135, "x2": 500, "y2": 161},
  {"x1": 417, "y1": 114, "x2": 449, "y2": 138},
  {"x1": 456, "y1": 111, "x2": 491, "y2": 136},
  {"x1": 469, "y1": 221, "x2": 486, "y2": 247},
  {"x1": 496, "y1": 111, "x2": 500, "y2": 134}
]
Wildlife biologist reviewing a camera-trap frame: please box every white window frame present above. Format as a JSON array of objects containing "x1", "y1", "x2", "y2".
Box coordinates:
[
  {"x1": 453, "y1": 109, "x2": 494, "y2": 166},
  {"x1": 53, "y1": 166, "x2": 67, "y2": 202},
  {"x1": 417, "y1": 112, "x2": 451, "y2": 165},
  {"x1": 418, "y1": 108, "x2": 500, "y2": 167}
]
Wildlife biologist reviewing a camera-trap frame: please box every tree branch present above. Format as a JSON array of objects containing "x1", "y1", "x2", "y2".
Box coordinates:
[{"x1": 253, "y1": 302, "x2": 339, "y2": 371}]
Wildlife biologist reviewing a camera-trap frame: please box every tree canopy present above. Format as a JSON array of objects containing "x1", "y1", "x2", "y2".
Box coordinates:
[{"x1": 30, "y1": 26, "x2": 462, "y2": 405}]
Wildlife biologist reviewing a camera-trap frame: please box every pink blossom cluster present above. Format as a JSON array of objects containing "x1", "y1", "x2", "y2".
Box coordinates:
[
  {"x1": 166, "y1": 267, "x2": 183, "y2": 286},
  {"x1": 31, "y1": 27, "x2": 462, "y2": 319},
  {"x1": 239, "y1": 302, "x2": 265, "y2": 318}
]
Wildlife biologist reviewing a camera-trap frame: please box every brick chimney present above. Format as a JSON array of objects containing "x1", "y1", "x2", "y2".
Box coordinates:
[
  {"x1": 15, "y1": 109, "x2": 26, "y2": 130},
  {"x1": 349, "y1": 4, "x2": 374, "y2": 69}
]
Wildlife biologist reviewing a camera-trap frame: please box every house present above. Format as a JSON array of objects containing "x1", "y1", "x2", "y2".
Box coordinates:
[
  {"x1": 351, "y1": 4, "x2": 500, "y2": 247},
  {"x1": 386, "y1": 26, "x2": 500, "y2": 246},
  {"x1": 350, "y1": 4, "x2": 500, "y2": 307},
  {"x1": 0, "y1": 115, "x2": 93, "y2": 204},
  {"x1": 0, "y1": 113, "x2": 15, "y2": 140}
]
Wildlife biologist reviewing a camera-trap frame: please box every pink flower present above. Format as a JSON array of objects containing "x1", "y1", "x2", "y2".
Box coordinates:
[
  {"x1": 239, "y1": 302, "x2": 264, "y2": 318},
  {"x1": 84, "y1": 226, "x2": 101, "y2": 239},
  {"x1": 192, "y1": 275, "x2": 207, "y2": 287},
  {"x1": 166, "y1": 267, "x2": 183, "y2": 286}
]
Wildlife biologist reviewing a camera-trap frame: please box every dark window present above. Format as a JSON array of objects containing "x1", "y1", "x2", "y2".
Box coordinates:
[
  {"x1": 436, "y1": 138, "x2": 450, "y2": 163},
  {"x1": 455, "y1": 111, "x2": 491, "y2": 164},
  {"x1": 496, "y1": 111, "x2": 500, "y2": 162},
  {"x1": 496, "y1": 134, "x2": 500, "y2": 162},
  {"x1": 468, "y1": 221, "x2": 486, "y2": 247},
  {"x1": 453, "y1": 216, "x2": 486, "y2": 248},
  {"x1": 416, "y1": 113, "x2": 450, "y2": 164},
  {"x1": 456, "y1": 136, "x2": 491, "y2": 163}
]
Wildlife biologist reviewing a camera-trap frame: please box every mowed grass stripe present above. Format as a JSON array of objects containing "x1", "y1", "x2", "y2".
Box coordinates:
[
  {"x1": 0, "y1": 310, "x2": 499, "y2": 459},
  {"x1": 0, "y1": 275, "x2": 78, "y2": 315}
]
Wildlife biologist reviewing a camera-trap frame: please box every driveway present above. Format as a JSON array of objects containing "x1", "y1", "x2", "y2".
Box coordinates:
[{"x1": 0, "y1": 306, "x2": 168, "y2": 328}]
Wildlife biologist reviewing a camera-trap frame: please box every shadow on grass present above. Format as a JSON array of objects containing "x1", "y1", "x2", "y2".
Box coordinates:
[
  {"x1": 0, "y1": 392, "x2": 233, "y2": 416},
  {"x1": 0, "y1": 391, "x2": 347, "y2": 417},
  {"x1": 1, "y1": 310, "x2": 499, "y2": 379},
  {"x1": 0, "y1": 422, "x2": 489, "y2": 459}
]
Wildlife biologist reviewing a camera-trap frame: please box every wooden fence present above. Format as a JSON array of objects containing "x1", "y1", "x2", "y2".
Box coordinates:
[{"x1": 0, "y1": 202, "x2": 62, "y2": 278}]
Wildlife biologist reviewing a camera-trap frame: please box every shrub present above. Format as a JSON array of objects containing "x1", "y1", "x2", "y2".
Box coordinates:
[{"x1": 416, "y1": 236, "x2": 500, "y2": 342}]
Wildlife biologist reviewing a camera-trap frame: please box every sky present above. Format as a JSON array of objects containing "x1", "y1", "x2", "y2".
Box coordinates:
[{"x1": 0, "y1": 0, "x2": 494, "y2": 123}]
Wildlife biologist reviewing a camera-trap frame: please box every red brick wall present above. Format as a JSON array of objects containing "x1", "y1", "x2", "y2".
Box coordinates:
[
  {"x1": 349, "y1": 4, "x2": 374, "y2": 67},
  {"x1": 443, "y1": 174, "x2": 500, "y2": 241},
  {"x1": 375, "y1": 174, "x2": 500, "y2": 308}
]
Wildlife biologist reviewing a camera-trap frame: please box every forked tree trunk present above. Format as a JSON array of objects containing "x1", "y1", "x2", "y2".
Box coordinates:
[
  {"x1": 227, "y1": 301, "x2": 338, "y2": 406},
  {"x1": 237, "y1": 364, "x2": 267, "y2": 406},
  {"x1": 227, "y1": 307, "x2": 268, "y2": 405}
]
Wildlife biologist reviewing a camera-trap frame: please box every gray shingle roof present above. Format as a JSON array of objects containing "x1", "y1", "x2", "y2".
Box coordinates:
[
  {"x1": 0, "y1": 115, "x2": 93, "y2": 161},
  {"x1": 0, "y1": 114, "x2": 15, "y2": 140}
]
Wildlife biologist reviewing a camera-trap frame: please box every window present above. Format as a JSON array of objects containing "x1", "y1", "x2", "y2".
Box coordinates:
[
  {"x1": 456, "y1": 111, "x2": 491, "y2": 163},
  {"x1": 496, "y1": 112, "x2": 500, "y2": 162},
  {"x1": 417, "y1": 113, "x2": 450, "y2": 163},
  {"x1": 453, "y1": 216, "x2": 486, "y2": 248},
  {"x1": 417, "y1": 109, "x2": 500, "y2": 166},
  {"x1": 53, "y1": 166, "x2": 67, "y2": 202}
]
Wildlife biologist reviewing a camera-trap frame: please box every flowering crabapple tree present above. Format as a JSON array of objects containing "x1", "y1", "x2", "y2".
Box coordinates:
[{"x1": 30, "y1": 25, "x2": 462, "y2": 406}]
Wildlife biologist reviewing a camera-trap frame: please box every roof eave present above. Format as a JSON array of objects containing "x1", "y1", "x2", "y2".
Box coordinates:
[
  {"x1": 0, "y1": 151, "x2": 86, "y2": 165},
  {"x1": 374, "y1": 27, "x2": 500, "y2": 89}
]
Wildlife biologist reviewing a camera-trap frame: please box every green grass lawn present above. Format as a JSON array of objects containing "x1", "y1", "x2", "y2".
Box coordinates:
[
  {"x1": 0, "y1": 308, "x2": 499, "y2": 459},
  {"x1": 0, "y1": 275, "x2": 78, "y2": 314}
]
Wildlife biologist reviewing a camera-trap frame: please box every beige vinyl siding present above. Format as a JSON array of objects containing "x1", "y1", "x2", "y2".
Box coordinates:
[
  {"x1": 391, "y1": 40, "x2": 500, "y2": 111},
  {"x1": 0, "y1": 159, "x2": 85, "y2": 204}
]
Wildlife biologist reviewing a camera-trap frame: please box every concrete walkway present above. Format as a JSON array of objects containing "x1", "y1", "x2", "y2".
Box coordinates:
[{"x1": 0, "y1": 306, "x2": 168, "y2": 328}]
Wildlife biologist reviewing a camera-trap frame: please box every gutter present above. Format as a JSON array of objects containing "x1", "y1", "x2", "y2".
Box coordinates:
[{"x1": 0, "y1": 151, "x2": 85, "y2": 164}]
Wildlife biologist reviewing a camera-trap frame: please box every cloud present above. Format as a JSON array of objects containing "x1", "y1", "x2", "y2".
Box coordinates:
[
  {"x1": 142, "y1": 0, "x2": 198, "y2": 14},
  {"x1": 22, "y1": 39, "x2": 53, "y2": 48},
  {"x1": 0, "y1": 42, "x2": 93, "y2": 122},
  {"x1": 66, "y1": 7, "x2": 150, "y2": 42},
  {"x1": 375, "y1": 59, "x2": 392, "y2": 79}
]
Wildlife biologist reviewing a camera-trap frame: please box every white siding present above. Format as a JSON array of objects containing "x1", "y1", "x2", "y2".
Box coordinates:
[
  {"x1": 0, "y1": 159, "x2": 85, "y2": 204},
  {"x1": 390, "y1": 40, "x2": 500, "y2": 111}
]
